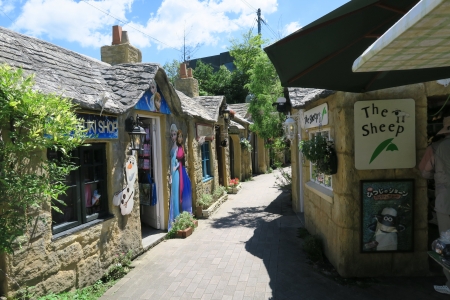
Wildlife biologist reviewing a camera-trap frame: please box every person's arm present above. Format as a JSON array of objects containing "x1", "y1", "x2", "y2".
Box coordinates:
[{"x1": 419, "y1": 146, "x2": 435, "y2": 179}]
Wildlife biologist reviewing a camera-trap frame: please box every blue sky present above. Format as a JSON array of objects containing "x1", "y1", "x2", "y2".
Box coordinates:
[{"x1": 0, "y1": 0, "x2": 349, "y2": 66}]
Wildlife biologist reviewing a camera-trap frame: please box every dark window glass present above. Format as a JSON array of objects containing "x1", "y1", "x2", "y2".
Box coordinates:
[
  {"x1": 201, "y1": 142, "x2": 212, "y2": 180},
  {"x1": 48, "y1": 143, "x2": 108, "y2": 234}
]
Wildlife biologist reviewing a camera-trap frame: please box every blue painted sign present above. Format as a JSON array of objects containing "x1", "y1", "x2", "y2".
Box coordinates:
[
  {"x1": 135, "y1": 79, "x2": 171, "y2": 114},
  {"x1": 78, "y1": 113, "x2": 119, "y2": 139}
]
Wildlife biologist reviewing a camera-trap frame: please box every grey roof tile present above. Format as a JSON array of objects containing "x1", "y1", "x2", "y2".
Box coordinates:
[
  {"x1": 192, "y1": 95, "x2": 225, "y2": 121},
  {"x1": 0, "y1": 27, "x2": 179, "y2": 115},
  {"x1": 177, "y1": 91, "x2": 215, "y2": 122},
  {"x1": 287, "y1": 87, "x2": 335, "y2": 108}
]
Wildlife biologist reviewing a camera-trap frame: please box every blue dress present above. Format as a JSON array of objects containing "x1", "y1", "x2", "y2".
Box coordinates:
[{"x1": 168, "y1": 146, "x2": 180, "y2": 230}]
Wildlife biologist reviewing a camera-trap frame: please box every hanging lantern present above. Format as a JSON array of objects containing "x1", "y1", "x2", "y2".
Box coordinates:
[
  {"x1": 283, "y1": 114, "x2": 296, "y2": 142},
  {"x1": 125, "y1": 115, "x2": 146, "y2": 150}
]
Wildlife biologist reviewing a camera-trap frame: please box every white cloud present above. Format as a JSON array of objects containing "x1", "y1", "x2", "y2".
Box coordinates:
[
  {"x1": 283, "y1": 21, "x2": 301, "y2": 37},
  {"x1": 10, "y1": 0, "x2": 279, "y2": 50},
  {"x1": 0, "y1": 0, "x2": 16, "y2": 15}
]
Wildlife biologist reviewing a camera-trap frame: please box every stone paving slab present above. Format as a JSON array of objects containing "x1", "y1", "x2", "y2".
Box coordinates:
[{"x1": 101, "y1": 170, "x2": 447, "y2": 300}]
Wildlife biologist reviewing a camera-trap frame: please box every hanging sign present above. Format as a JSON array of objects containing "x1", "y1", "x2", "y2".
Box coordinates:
[
  {"x1": 303, "y1": 103, "x2": 328, "y2": 129},
  {"x1": 196, "y1": 123, "x2": 214, "y2": 141},
  {"x1": 354, "y1": 99, "x2": 415, "y2": 170},
  {"x1": 78, "y1": 113, "x2": 118, "y2": 139}
]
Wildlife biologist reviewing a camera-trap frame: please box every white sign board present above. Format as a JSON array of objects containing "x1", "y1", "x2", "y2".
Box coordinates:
[
  {"x1": 354, "y1": 99, "x2": 415, "y2": 170},
  {"x1": 303, "y1": 103, "x2": 328, "y2": 129}
]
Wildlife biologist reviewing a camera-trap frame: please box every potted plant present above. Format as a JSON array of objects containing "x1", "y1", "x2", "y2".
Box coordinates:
[
  {"x1": 240, "y1": 138, "x2": 252, "y2": 152},
  {"x1": 196, "y1": 193, "x2": 213, "y2": 218},
  {"x1": 228, "y1": 178, "x2": 241, "y2": 194},
  {"x1": 167, "y1": 212, "x2": 198, "y2": 239},
  {"x1": 299, "y1": 134, "x2": 337, "y2": 175}
]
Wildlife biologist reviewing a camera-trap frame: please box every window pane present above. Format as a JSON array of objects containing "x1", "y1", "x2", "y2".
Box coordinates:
[{"x1": 52, "y1": 185, "x2": 78, "y2": 226}]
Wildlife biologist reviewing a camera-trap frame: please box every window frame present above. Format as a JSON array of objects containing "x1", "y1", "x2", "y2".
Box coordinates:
[
  {"x1": 201, "y1": 141, "x2": 212, "y2": 181},
  {"x1": 49, "y1": 143, "x2": 109, "y2": 234},
  {"x1": 308, "y1": 130, "x2": 333, "y2": 190}
]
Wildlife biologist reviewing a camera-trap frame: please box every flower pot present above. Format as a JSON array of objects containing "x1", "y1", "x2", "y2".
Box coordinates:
[
  {"x1": 176, "y1": 226, "x2": 193, "y2": 238},
  {"x1": 228, "y1": 183, "x2": 241, "y2": 194}
]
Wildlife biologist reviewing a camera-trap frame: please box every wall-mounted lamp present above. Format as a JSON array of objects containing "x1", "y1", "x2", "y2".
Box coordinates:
[
  {"x1": 283, "y1": 113, "x2": 297, "y2": 142},
  {"x1": 125, "y1": 115, "x2": 146, "y2": 150},
  {"x1": 220, "y1": 103, "x2": 231, "y2": 124}
]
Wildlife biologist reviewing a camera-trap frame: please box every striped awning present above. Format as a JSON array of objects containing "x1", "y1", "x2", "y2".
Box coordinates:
[{"x1": 353, "y1": 0, "x2": 450, "y2": 72}]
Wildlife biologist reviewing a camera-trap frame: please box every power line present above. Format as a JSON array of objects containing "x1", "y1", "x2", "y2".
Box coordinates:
[
  {"x1": 80, "y1": 0, "x2": 181, "y2": 53},
  {"x1": 0, "y1": 7, "x2": 13, "y2": 22},
  {"x1": 262, "y1": 19, "x2": 279, "y2": 40},
  {"x1": 240, "y1": 0, "x2": 257, "y2": 12}
]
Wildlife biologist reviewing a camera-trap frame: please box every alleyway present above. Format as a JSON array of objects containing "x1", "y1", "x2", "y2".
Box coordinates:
[{"x1": 101, "y1": 170, "x2": 446, "y2": 300}]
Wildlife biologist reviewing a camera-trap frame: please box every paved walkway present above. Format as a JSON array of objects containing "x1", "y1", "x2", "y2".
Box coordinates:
[{"x1": 101, "y1": 170, "x2": 447, "y2": 300}]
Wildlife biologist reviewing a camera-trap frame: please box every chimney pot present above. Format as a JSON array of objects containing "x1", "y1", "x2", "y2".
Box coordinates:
[
  {"x1": 121, "y1": 31, "x2": 129, "y2": 44},
  {"x1": 179, "y1": 63, "x2": 187, "y2": 79},
  {"x1": 187, "y1": 68, "x2": 193, "y2": 78},
  {"x1": 112, "y1": 25, "x2": 122, "y2": 45}
]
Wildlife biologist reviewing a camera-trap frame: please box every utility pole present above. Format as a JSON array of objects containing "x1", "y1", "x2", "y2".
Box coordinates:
[{"x1": 257, "y1": 8, "x2": 261, "y2": 35}]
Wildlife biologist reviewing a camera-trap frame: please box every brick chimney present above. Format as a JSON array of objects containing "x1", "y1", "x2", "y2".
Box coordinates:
[
  {"x1": 174, "y1": 63, "x2": 199, "y2": 97},
  {"x1": 101, "y1": 25, "x2": 142, "y2": 65}
]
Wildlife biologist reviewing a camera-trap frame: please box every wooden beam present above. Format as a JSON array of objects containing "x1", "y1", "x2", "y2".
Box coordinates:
[
  {"x1": 375, "y1": 3, "x2": 408, "y2": 15},
  {"x1": 365, "y1": 34, "x2": 381, "y2": 39}
]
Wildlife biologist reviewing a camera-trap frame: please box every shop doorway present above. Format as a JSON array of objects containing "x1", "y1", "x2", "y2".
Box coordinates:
[
  {"x1": 251, "y1": 133, "x2": 258, "y2": 174},
  {"x1": 229, "y1": 137, "x2": 235, "y2": 179},
  {"x1": 137, "y1": 117, "x2": 165, "y2": 245},
  {"x1": 426, "y1": 95, "x2": 450, "y2": 273},
  {"x1": 215, "y1": 126, "x2": 224, "y2": 186}
]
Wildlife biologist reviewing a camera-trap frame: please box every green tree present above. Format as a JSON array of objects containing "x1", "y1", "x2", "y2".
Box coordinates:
[
  {"x1": 229, "y1": 33, "x2": 284, "y2": 139},
  {"x1": 0, "y1": 65, "x2": 86, "y2": 254},
  {"x1": 163, "y1": 59, "x2": 180, "y2": 86}
]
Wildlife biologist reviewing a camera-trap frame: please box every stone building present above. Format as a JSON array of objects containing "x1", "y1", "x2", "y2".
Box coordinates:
[
  {"x1": 287, "y1": 83, "x2": 450, "y2": 277},
  {"x1": 0, "y1": 25, "x2": 198, "y2": 297},
  {"x1": 228, "y1": 103, "x2": 269, "y2": 175}
]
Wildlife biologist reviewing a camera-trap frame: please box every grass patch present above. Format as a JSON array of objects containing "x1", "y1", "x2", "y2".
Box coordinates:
[{"x1": 38, "y1": 280, "x2": 117, "y2": 300}]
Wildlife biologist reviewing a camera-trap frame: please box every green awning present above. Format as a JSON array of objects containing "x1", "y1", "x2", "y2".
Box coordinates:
[{"x1": 265, "y1": 0, "x2": 450, "y2": 93}]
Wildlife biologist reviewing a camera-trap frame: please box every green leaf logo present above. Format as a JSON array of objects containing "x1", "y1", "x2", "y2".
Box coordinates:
[
  {"x1": 322, "y1": 107, "x2": 327, "y2": 118},
  {"x1": 369, "y1": 138, "x2": 399, "y2": 164}
]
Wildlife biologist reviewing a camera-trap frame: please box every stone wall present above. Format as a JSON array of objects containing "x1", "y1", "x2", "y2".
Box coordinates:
[
  {"x1": 1, "y1": 114, "x2": 143, "y2": 297},
  {"x1": 100, "y1": 43, "x2": 142, "y2": 65},
  {"x1": 300, "y1": 84, "x2": 434, "y2": 277}
]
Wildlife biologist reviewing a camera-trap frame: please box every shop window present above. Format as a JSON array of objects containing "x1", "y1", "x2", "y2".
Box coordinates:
[
  {"x1": 309, "y1": 130, "x2": 333, "y2": 190},
  {"x1": 48, "y1": 143, "x2": 108, "y2": 234},
  {"x1": 201, "y1": 142, "x2": 212, "y2": 181}
]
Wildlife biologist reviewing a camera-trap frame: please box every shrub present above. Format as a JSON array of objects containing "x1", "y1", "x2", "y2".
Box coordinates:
[
  {"x1": 102, "y1": 250, "x2": 133, "y2": 282},
  {"x1": 240, "y1": 138, "x2": 252, "y2": 152},
  {"x1": 197, "y1": 193, "x2": 213, "y2": 209},
  {"x1": 213, "y1": 186, "x2": 226, "y2": 200}
]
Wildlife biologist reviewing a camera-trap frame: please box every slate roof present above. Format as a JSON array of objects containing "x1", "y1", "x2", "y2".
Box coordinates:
[
  {"x1": 229, "y1": 120, "x2": 245, "y2": 130},
  {"x1": 176, "y1": 91, "x2": 215, "y2": 122},
  {"x1": 288, "y1": 87, "x2": 335, "y2": 109},
  {"x1": 228, "y1": 103, "x2": 250, "y2": 120},
  {"x1": 193, "y1": 95, "x2": 225, "y2": 121},
  {"x1": 0, "y1": 26, "x2": 180, "y2": 115}
]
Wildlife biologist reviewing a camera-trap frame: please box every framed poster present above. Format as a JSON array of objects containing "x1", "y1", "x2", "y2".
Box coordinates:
[{"x1": 360, "y1": 179, "x2": 414, "y2": 253}]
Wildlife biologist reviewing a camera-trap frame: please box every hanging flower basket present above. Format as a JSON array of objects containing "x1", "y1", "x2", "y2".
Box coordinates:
[{"x1": 299, "y1": 134, "x2": 338, "y2": 175}]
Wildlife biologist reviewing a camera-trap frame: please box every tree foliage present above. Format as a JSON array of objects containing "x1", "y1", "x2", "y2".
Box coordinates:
[
  {"x1": 230, "y1": 33, "x2": 284, "y2": 139},
  {"x1": 0, "y1": 65, "x2": 86, "y2": 254},
  {"x1": 163, "y1": 59, "x2": 180, "y2": 86}
]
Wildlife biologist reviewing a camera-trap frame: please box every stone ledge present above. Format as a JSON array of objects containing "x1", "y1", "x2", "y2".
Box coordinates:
[
  {"x1": 202, "y1": 193, "x2": 228, "y2": 218},
  {"x1": 305, "y1": 181, "x2": 334, "y2": 204}
]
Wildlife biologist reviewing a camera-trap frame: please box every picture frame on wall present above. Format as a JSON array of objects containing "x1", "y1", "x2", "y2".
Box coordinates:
[{"x1": 360, "y1": 179, "x2": 414, "y2": 253}]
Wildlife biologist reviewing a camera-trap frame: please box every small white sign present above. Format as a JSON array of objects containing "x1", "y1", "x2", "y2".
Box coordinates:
[
  {"x1": 303, "y1": 103, "x2": 328, "y2": 129},
  {"x1": 354, "y1": 99, "x2": 415, "y2": 170}
]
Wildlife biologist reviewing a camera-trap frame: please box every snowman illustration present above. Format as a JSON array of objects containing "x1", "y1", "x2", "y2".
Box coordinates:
[{"x1": 113, "y1": 156, "x2": 137, "y2": 215}]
